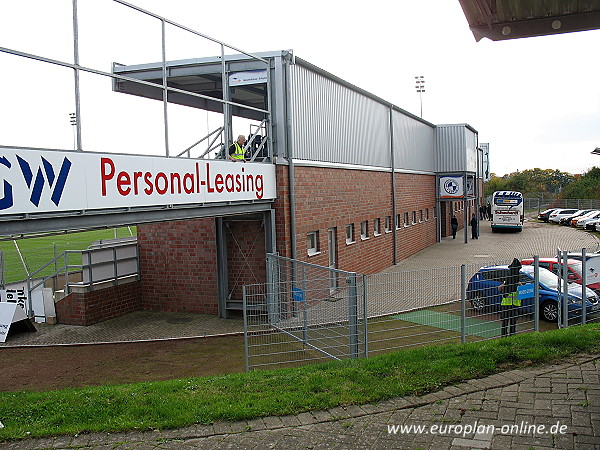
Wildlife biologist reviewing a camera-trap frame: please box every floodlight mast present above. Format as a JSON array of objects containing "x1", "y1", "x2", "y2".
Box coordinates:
[{"x1": 415, "y1": 75, "x2": 425, "y2": 118}]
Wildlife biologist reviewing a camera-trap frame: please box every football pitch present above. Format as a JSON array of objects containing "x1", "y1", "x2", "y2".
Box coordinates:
[{"x1": 0, "y1": 227, "x2": 136, "y2": 284}]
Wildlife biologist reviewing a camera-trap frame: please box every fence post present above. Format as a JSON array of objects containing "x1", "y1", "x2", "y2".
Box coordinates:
[
  {"x1": 534, "y1": 255, "x2": 539, "y2": 332},
  {"x1": 0, "y1": 250, "x2": 4, "y2": 288},
  {"x1": 302, "y1": 264, "x2": 308, "y2": 346},
  {"x1": 243, "y1": 284, "x2": 249, "y2": 372},
  {"x1": 362, "y1": 274, "x2": 368, "y2": 358},
  {"x1": 562, "y1": 250, "x2": 569, "y2": 328},
  {"x1": 348, "y1": 273, "x2": 359, "y2": 358},
  {"x1": 582, "y1": 248, "x2": 587, "y2": 325},
  {"x1": 461, "y1": 264, "x2": 466, "y2": 344}
]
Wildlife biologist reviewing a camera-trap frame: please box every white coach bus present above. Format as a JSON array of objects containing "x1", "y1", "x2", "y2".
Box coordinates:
[{"x1": 491, "y1": 191, "x2": 524, "y2": 232}]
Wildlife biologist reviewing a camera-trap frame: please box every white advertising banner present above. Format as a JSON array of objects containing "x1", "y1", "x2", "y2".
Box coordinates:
[
  {"x1": 0, "y1": 148, "x2": 276, "y2": 216},
  {"x1": 229, "y1": 70, "x2": 268, "y2": 86},
  {"x1": 439, "y1": 176, "x2": 464, "y2": 198}
]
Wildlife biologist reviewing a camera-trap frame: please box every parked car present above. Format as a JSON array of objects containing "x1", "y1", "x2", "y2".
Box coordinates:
[
  {"x1": 521, "y1": 258, "x2": 600, "y2": 295},
  {"x1": 467, "y1": 264, "x2": 600, "y2": 322},
  {"x1": 576, "y1": 211, "x2": 600, "y2": 228},
  {"x1": 548, "y1": 208, "x2": 579, "y2": 223},
  {"x1": 537, "y1": 208, "x2": 556, "y2": 222},
  {"x1": 585, "y1": 218, "x2": 600, "y2": 230},
  {"x1": 572, "y1": 210, "x2": 600, "y2": 226},
  {"x1": 559, "y1": 209, "x2": 594, "y2": 226}
]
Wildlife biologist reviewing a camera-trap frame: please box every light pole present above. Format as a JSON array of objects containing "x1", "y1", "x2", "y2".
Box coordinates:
[
  {"x1": 415, "y1": 76, "x2": 425, "y2": 118},
  {"x1": 69, "y1": 113, "x2": 77, "y2": 150}
]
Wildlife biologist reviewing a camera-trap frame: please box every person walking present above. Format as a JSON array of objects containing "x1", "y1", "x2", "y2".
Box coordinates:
[
  {"x1": 470, "y1": 213, "x2": 479, "y2": 239},
  {"x1": 499, "y1": 258, "x2": 522, "y2": 337},
  {"x1": 451, "y1": 215, "x2": 458, "y2": 239}
]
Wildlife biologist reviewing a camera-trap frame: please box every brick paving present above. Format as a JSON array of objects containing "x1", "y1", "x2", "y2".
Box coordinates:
[{"x1": 4, "y1": 354, "x2": 599, "y2": 449}]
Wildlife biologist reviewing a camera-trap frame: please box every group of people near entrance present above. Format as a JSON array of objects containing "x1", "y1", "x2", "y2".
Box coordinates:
[{"x1": 451, "y1": 213, "x2": 479, "y2": 240}]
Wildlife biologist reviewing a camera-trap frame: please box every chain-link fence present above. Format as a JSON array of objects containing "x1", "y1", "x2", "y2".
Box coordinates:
[
  {"x1": 524, "y1": 198, "x2": 600, "y2": 215},
  {"x1": 244, "y1": 253, "x2": 600, "y2": 371}
]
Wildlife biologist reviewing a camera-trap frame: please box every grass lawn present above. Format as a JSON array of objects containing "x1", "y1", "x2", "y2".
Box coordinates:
[
  {"x1": 0, "y1": 323, "x2": 599, "y2": 441},
  {"x1": 0, "y1": 227, "x2": 136, "y2": 283}
]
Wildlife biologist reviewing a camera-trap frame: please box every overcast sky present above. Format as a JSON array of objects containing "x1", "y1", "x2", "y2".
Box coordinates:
[{"x1": 1, "y1": 0, "x2": 599, "y2": 176}]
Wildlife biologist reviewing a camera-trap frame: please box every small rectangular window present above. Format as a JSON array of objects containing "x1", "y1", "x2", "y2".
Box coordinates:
[
  {"x1": 419, "y1": 210, "x2": 424, "y2": 222},
  {"x1": 307, "y1": 231, "x2": 319, "y2": 256},
  {"x1": 385, "y1": 216, "x2": 392, "y2": 232},
  {"x1": 426, "y1": 208, "x2": 430, "y2": 221},
  {"x1": 412, "y1": 211, "x2": 417, "y2": 225},
  {"x1": 345, "y1": 224, "x2": 355, "y2": 244},
  {"x1": 404, "y1": 212, "x2": 410, "y2": 227},
  {"x1": 434, "y1": 206, "x2": 437, "y2": 218},
  {"x1": 396, "y1": 214, "x2": 402, "y2": 230},
  {"x1": 374, "y1": 218, "x2": 381, "y2": 236},
  {"x1": 360, "y1": 220, "x2": 369, "y2": 240}
]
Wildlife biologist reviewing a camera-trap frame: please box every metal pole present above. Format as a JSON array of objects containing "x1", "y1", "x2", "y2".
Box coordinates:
[
  {"x1": 302, "y1": 264, "x2": 308, "y2": 346},
  {"x1": 461, "y1": 264, "x2": 466, "y2": 343},
  {"x1": 243, "y1": 284, "x2": 249, "y2": 372},
  {"x1": 582, "y1": 248, "x2": 587, "y2": 325},
  {"x1": 362, "y1": 274, "x2": 368, "y2": 358},
  {"x1": 348, "y1": 273, "x2": 358, "y2": 358},
  {"x1": 161, "y1": 19, "x2": 170, "y2": 157},
  {"x1": 72, "y1": 0, "x2": 82, "y2": 151},
  {"x1": 0, "y1": 251, "x2": 4, "y2": 289},
  {"x1": 556, "y1": 247, "x2": 562, "y2": 327},
  {"x1": 534, "y1": 255, "x2": 539, "y2": 332},
  {"x1": 389, "y1": 107, "x2": 397, "y2": 264},
  {"x1": 562, "y1": 250, "x2": 569, "y2": 328}
]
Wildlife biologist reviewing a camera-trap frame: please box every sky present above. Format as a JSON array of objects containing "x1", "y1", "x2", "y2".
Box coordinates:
[{"x1": 0, "y1": 0, "x2": 599, "y2": 176}]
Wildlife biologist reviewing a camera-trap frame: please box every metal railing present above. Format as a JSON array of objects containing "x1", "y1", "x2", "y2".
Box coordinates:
[
  {"x1": 244, "y1": 252, "x2": 600, "y2": 371},
  {"x1": 1, "y1": 241, "x2": 139, "y2": 319}
]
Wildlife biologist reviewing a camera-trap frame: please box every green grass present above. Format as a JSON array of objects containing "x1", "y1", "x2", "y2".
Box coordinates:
[
  {"x1": 1, "y1": 323, "x2": 599, "y2": 441},
  {"x1": 0, "y1": 227, "x2": 136, "y2": 283}
]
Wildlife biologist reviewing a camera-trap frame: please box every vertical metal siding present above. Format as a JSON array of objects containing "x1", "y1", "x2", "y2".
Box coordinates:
[
  {"x1": 289, "y1": 65, "x2": 390, "y2": 167},
  {"x1": 435, "y1": 125, "x2": 467, "y2": 172},
  {"x1": 393, "y1": 111, "x2": 435, "y2": 172}
]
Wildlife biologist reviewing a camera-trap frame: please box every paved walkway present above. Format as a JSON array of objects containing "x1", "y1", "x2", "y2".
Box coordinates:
[{"x1": 6, "y1": 353, "x2": 599, "y2": 449}]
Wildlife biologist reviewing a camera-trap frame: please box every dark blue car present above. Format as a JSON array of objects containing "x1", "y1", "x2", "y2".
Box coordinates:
[{"x1": 467, "y1": 264, "x2": 600, "y2": 322}]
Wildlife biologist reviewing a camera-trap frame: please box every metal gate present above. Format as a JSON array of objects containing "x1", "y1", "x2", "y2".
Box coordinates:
[{"x1": 243, "y1": 254, "x2": 367, "y2": 371}]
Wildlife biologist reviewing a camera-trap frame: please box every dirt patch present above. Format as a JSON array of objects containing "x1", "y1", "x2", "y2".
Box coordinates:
[{"x1": 0, "y1": 335, "x2": 245, "y2": 392}]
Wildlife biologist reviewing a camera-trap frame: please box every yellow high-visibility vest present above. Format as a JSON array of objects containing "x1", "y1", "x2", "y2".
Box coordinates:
[
  {"x1": 231, "y1": 142, "x2": 245, "y2": 160},
  {"x1": 501, "y1": 291, "x2": 521, "y2": 307}
]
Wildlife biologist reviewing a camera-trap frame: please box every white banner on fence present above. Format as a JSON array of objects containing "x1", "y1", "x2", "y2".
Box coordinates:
[{"x1": 0, "y1": 148, "x2": 276, "y2": 216}]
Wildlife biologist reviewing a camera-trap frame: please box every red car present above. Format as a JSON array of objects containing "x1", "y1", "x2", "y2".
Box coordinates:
[{"x1": 521, "y1": 258, "x2": 600, "y2": 294}]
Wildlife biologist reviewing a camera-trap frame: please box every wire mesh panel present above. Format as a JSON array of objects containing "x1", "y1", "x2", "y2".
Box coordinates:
[{"x1": 244, "y1": 254, "x2": 366, "y2": 371}]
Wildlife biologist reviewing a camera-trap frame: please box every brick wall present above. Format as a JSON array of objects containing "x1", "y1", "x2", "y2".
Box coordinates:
[
  {"x1": 137, "y1": 219, "x2": 219, "y2": 314},
  {"x1": 286, "y1": 165, "x2": 437, "y2": 275},
  {"x1": 55, "y1": 281, "x2": 141, "y2": 326}
]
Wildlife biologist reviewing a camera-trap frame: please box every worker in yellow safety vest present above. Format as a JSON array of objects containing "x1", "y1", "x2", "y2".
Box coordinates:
[
  {"x1": 499, "y1": 258, "x2": 522, "y2": 337},
  {"x1": 228, "y1": 135, "x2": 247, "y2": 162}
]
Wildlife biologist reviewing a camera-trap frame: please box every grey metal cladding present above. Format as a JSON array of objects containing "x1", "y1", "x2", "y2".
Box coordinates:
[
  {"x1": 392, "y1": 111, "x2": 435, "y2": 172},
  {"x1": 288, "y1": 64, "x2": 390, "y2": 167},
  {"x1": 435, "y1": 125, "x2": 478, "y2": 173}
]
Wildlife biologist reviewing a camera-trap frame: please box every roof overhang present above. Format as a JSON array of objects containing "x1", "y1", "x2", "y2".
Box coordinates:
[{"x1": 457, "y1": 0, "x2": 600, "y2": 41}]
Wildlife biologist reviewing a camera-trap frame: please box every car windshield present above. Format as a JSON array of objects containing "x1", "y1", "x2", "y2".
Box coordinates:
[
  {"x1": 537, "y1": 268, "x2": 560, "y2": 290},
  {"x1": 569, "y1": 262, "x2": 584, "y2": 277}
]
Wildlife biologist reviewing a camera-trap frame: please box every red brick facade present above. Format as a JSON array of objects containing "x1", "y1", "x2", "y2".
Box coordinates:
[
  {"x1": 137, "y1": 219, "x2": 219, "y2": 315},
  {"x1": 55, "y1": 281, "x2": 141, "y2": 326},
  {"x1": 275, "y1": 165, "x2": 438, "y2": 274}
]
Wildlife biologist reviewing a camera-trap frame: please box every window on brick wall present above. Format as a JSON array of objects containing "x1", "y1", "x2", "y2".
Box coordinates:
[
  {"x1": 307, "y1": 231, "x2": 320, "y2": 256},
  {"x1": 360, "y1": 220, "x2": 369, "y2": 240},
  {"x1": 426, "y1": 208, "x2": 430, "y2": 221},
  {"x1": 419, "y1": 210, "x2": 424, "y2": 222},
  {"x1": 385, "y1": 216, "x2": 392, "y2": 232},
  {"x1": 404, "y1": 212, "x2": 410, "y2": 227},
  {"x1": 412, "y1": 211, "x2": 417, "y2": 225},
  {"x1": 374, "y1": 218, "x2": 381, "y2": 236},
  {"x1": 345, "y1": 224, "x2": 355, "y2": 244},
  {"x1": 434, "y1": 206, "x2": 437, "y2": 218},
  {"x1": 396, "y1": 214, "x2": 402, "y2": 230}
]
